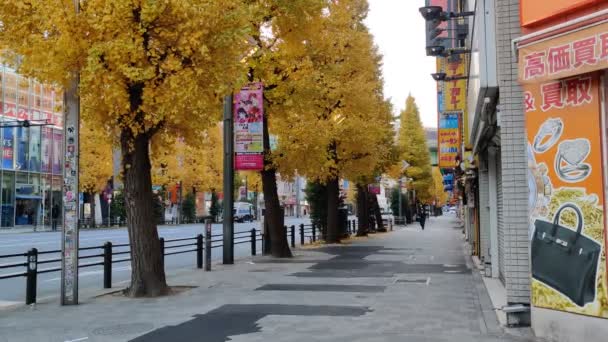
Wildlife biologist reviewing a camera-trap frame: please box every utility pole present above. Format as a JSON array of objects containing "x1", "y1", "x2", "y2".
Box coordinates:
[
  {"x1": 222, "y1": 95, "x2": 234, "y2": 264},
  {"x1": 61, "y1": 0, "x2": 80, "y2": 306}
]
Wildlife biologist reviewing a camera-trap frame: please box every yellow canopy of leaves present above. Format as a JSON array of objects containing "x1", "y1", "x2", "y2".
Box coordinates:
[
  {"x1": 79, "y1": 119, "x2": 113, "y2": 193},
  {"x1": 0, "y1": 0, "x2": 252, "y2": 147},
  {"x1": 262, "y1": 0, "x2": 395, "y2": 183},
  {"x1": 151, "y1": 124, "x2": 222, "y2": 193},
  {"x1": 399, "y1": 95, "x2": 433, "y2": 202}
]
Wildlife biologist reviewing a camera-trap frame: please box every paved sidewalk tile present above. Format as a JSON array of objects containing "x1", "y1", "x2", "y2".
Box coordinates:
[{"x1": 0, "y1": 215, "x2": 540, "y2": 342}]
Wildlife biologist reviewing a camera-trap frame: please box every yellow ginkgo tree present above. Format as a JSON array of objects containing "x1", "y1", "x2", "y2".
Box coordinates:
[
  {"x1": 271, "y1": 0, "x2": 394, "y2": 242},
  {"x1": 243, "y1": 0, "x2": 325, "y2": 257},
  {"x1": 399, "y1": 95, "x2": 433, "y2": 205},
  {"x1": 0, "y1": 0, "x2": 252, "y2": 296}
]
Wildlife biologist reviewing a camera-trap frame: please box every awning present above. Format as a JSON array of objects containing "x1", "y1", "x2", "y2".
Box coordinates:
[{"x1": 16, "y1": 194, "x2": 43, "y2": 200}]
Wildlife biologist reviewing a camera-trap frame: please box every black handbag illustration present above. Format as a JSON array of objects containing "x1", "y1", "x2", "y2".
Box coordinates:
[{"x1": 531, "y1": 203, "x2": 601, "y2": 307}]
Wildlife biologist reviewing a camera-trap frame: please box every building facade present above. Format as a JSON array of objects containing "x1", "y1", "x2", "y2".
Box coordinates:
[
  {"x1": 515, "y1": 0, "x2": 608, "y2": 340},
  {"x1": 0, "y1": 65, "x2": 65, "y2": 230}
]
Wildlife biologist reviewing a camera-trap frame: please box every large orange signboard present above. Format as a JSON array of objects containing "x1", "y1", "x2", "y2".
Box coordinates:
[
  {"x1": 525, "y1": 74, "x2": 608, "y2": 318},
  {"x1": 521, "y1": 0, "x2": 603, "y2": 27},
  {"x1": 518, "y1": 21, "x2": 608, "y2": 83}
]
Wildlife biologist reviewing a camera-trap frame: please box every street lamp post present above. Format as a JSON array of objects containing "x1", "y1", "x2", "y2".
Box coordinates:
[
  {"x1": 107, "y1": 197, "x2": 112, "y2": 227},
  {"x1": 222, "y1": 95, "x2": 234, "y2": 264}
]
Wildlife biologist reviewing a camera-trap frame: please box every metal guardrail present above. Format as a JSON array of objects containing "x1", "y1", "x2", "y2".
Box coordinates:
[{"x1": 0, "y1": 220, "x2": 359, "y2": 305}]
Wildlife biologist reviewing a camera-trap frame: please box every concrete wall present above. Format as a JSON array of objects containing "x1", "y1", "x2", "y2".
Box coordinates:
[
  {"x1": 478, "y1": 153, "x2": 491, "y2": 262},
  {"x1": 532, "y1": 307, "x2": 608, "y2": 342},
  {"x1": 495, "y1": 0, "x2": 531, "y2": 322}
]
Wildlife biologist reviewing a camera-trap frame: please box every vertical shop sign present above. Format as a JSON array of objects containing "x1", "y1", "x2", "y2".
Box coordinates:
[
  {"x1": 444, "y1": 56, "x2": 467, "y2": 112},
  {"x1": 438, "y1": 113, "x2": 461, "y2": 168},
  {"x1": 526, "y1": 74, "x2": 607, "y2": 318},
  {"x1": 234, "y1": 83, "x2": 264, "y2": 170}
]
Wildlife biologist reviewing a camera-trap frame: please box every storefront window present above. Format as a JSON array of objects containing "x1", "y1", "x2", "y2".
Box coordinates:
[
  {"x1": 40, "y1": 127, "x2": 51, "y2": 172},
  {"x1": 1, "y1": 172, "x2": 14, "y2": 227},
  {"x1": 15, "y1": 172, "x2": 41, "y2": 226},
  {"x1": 15, "y1": 127, "x2": 29, "y2": 170},
  {"x1": 41, "y1": 174, "x2": 52, "y2": 228},
  {"x1": 52, "y1": 175, "x2": 62, "y2": 228},
  {"x1": 52, "y1": 129, "x2": 62, "y2": 174},
  {"x1": 28, "y1": 127, "x2": 40, "y2": 172},
  {"x1": 2, "y1": 127, "x2": 14, "y2": 169}
]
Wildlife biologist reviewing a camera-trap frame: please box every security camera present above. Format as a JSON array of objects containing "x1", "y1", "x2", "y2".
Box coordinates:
[{"x1": 431, "y1": 73, "x2": 447, "y2": 81}]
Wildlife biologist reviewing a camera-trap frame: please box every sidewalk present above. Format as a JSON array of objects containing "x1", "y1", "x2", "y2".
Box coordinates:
[{"x1": 0, "y1": 216, "x2": 539, "y2": 342}]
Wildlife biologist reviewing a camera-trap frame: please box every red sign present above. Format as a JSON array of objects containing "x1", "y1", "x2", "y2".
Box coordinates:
[
  {"x1": 519, "y1": 21, "x2": 608, "y2": 83},
  {"x1": 234, "y1": 83, "x2": 264, "y2": 170}
]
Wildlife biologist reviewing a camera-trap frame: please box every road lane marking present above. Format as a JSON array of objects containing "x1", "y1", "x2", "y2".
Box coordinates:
[{"x1": 64, "y1": 337, "x2": 88, "y2": 342}]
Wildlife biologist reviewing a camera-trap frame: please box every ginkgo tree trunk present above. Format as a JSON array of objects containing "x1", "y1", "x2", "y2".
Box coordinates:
[{"x1": 0, "y1": 0, "x2": 252, "y2": 297}]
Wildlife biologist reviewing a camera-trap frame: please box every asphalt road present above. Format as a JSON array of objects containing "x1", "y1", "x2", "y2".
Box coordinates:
[{"x1": 0, "y1": 217, "x2": 312, "y2": 306}]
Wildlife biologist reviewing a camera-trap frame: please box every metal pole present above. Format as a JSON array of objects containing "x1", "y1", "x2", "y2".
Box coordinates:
[
  {"x1": 398, "y1": 179, "x2": 403, "y2": 219},
  {"x1": 250, "y1": 228, "x2": 257, "y2": 256},
  {"x1": 177, "y1": 181, "x2": 182, "y2": 225},
  {"x1": 196, "y1": 234, "x2": 203, "y2": 269},
  {"x1": 61, "y1": 0, "x2": 80, "y2": 304},
  {"x1": 26, "y1": 248, "x2": 38, "y2": 305},
  {"x1": 295, "y1": 176, "x2": 300, "y2": 218},
  {"x1": 103, "y1": 242, "x2": 112, "y2": 289},
  {"x1": 222, "y1": 95, "x2": 234, "y2": 264},
  {"x1": 290, "y1": 225, "x2": 295, "y2": 248},
  {"x1": 205, "y1": 219, "x2": 212, "y2": 271}
]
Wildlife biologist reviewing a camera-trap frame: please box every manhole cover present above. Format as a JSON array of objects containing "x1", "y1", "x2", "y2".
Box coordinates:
[{"x1": 92, "y1": 323, "x2": 154, "y2": 336}]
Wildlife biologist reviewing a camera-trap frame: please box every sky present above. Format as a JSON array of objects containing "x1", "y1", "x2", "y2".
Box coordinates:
[{"x1": 365, "y1": 0, "x2": 438, "y2": 128}]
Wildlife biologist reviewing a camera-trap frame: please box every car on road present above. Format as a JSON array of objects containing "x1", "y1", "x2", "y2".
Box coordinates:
[
  {"x1": 381, "y1": 210, "x2": 394, "y2": 226},
  {"x1": 233, "y1": 202, "x2": 255, "y2": 222}
]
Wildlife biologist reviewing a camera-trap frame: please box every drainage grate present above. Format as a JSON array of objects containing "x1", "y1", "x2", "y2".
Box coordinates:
[
  {"x1": 395, "y1": 279, "x2": 427, "y2": 284},
  {"x1": 256, "y1": 284, "x2": 386, "y2": 293},
  {"x1": 92, "y1": 323, "x2": 154, "y2": 336}
]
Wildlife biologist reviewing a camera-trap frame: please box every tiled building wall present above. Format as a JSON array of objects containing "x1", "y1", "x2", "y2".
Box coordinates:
[{"x1": 495, "y1": 0, "x2": 531, "y2": 307}]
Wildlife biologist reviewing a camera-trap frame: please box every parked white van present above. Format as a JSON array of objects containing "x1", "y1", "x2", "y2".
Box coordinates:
[{"x1": 233, "y1": 202, "x2": 254, "y2": 222}]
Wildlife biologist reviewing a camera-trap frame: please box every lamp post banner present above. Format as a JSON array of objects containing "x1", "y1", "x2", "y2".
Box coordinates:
[{"x1": 234, "y1": 83, "x2": 264, "y2": 170}]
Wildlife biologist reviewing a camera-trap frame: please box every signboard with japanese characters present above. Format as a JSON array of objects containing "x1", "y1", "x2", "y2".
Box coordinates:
[
  {"x1": 234, "y1": 83, "x2": 264, "y2": 170},
  {"x1": 525, "y1": 74, "x2": 608, "y2": 319},
  {"x1": 438, "y1": 112, "x2": 461, "y2": 169},
  {"x1": 436, "y1": 56, "x2": 467, "y2": 112},
  {"x1": 519, "y1": 21, "x2": 608, "y2": 83}
]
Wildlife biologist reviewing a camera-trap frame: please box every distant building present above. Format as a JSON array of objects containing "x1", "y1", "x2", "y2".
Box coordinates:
[
  {"x1": 0, "y1": 65, "x2": 66, "y2": 229},
  {"x1": 425, "y1": 127, "x2": 438, "y2": 166}
]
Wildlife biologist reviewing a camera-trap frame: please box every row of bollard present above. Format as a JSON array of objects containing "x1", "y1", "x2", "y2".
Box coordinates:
[{"x1": 23, "y1": 219, "x2": 356, "y2": 305}]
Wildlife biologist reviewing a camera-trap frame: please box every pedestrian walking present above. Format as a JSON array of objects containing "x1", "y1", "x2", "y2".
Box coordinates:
[
  {"x1": 419, "y1": 205, "x2": 427, "y2": 230},
  {"x1": 51, "y1": 204, "x2": 60, "y2": 231}
]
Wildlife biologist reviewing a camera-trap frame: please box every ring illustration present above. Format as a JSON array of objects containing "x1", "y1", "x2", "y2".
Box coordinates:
[
  {"x1": 533, "y1": 118, "x2": 563, "y2": 153},
  {"x1": 555, "y1": 139, "x2": 591, "y2": 182}
]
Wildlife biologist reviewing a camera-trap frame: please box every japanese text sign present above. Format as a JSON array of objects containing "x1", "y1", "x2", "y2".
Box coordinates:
[
  {"x1": 519, "y1": 21, "x2": 608, "y2": 83},
  {"x1": 438, "y1": 112, "x2": 461, "y2": 169},
  {"x1": 234, "y1": 83, "x2": 264, "y2": 170},
  {"x1": 437, "y1": 56, "x2": 467, "y2": 112}
]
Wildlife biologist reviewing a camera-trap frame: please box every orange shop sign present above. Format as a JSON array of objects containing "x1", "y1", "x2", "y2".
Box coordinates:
[
  {"x1": 521, "y1": 0, "x2": 604, "y2": 27},
  {"x1": 518, "y1": 21, "x2": 608, "y2": 83}
]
